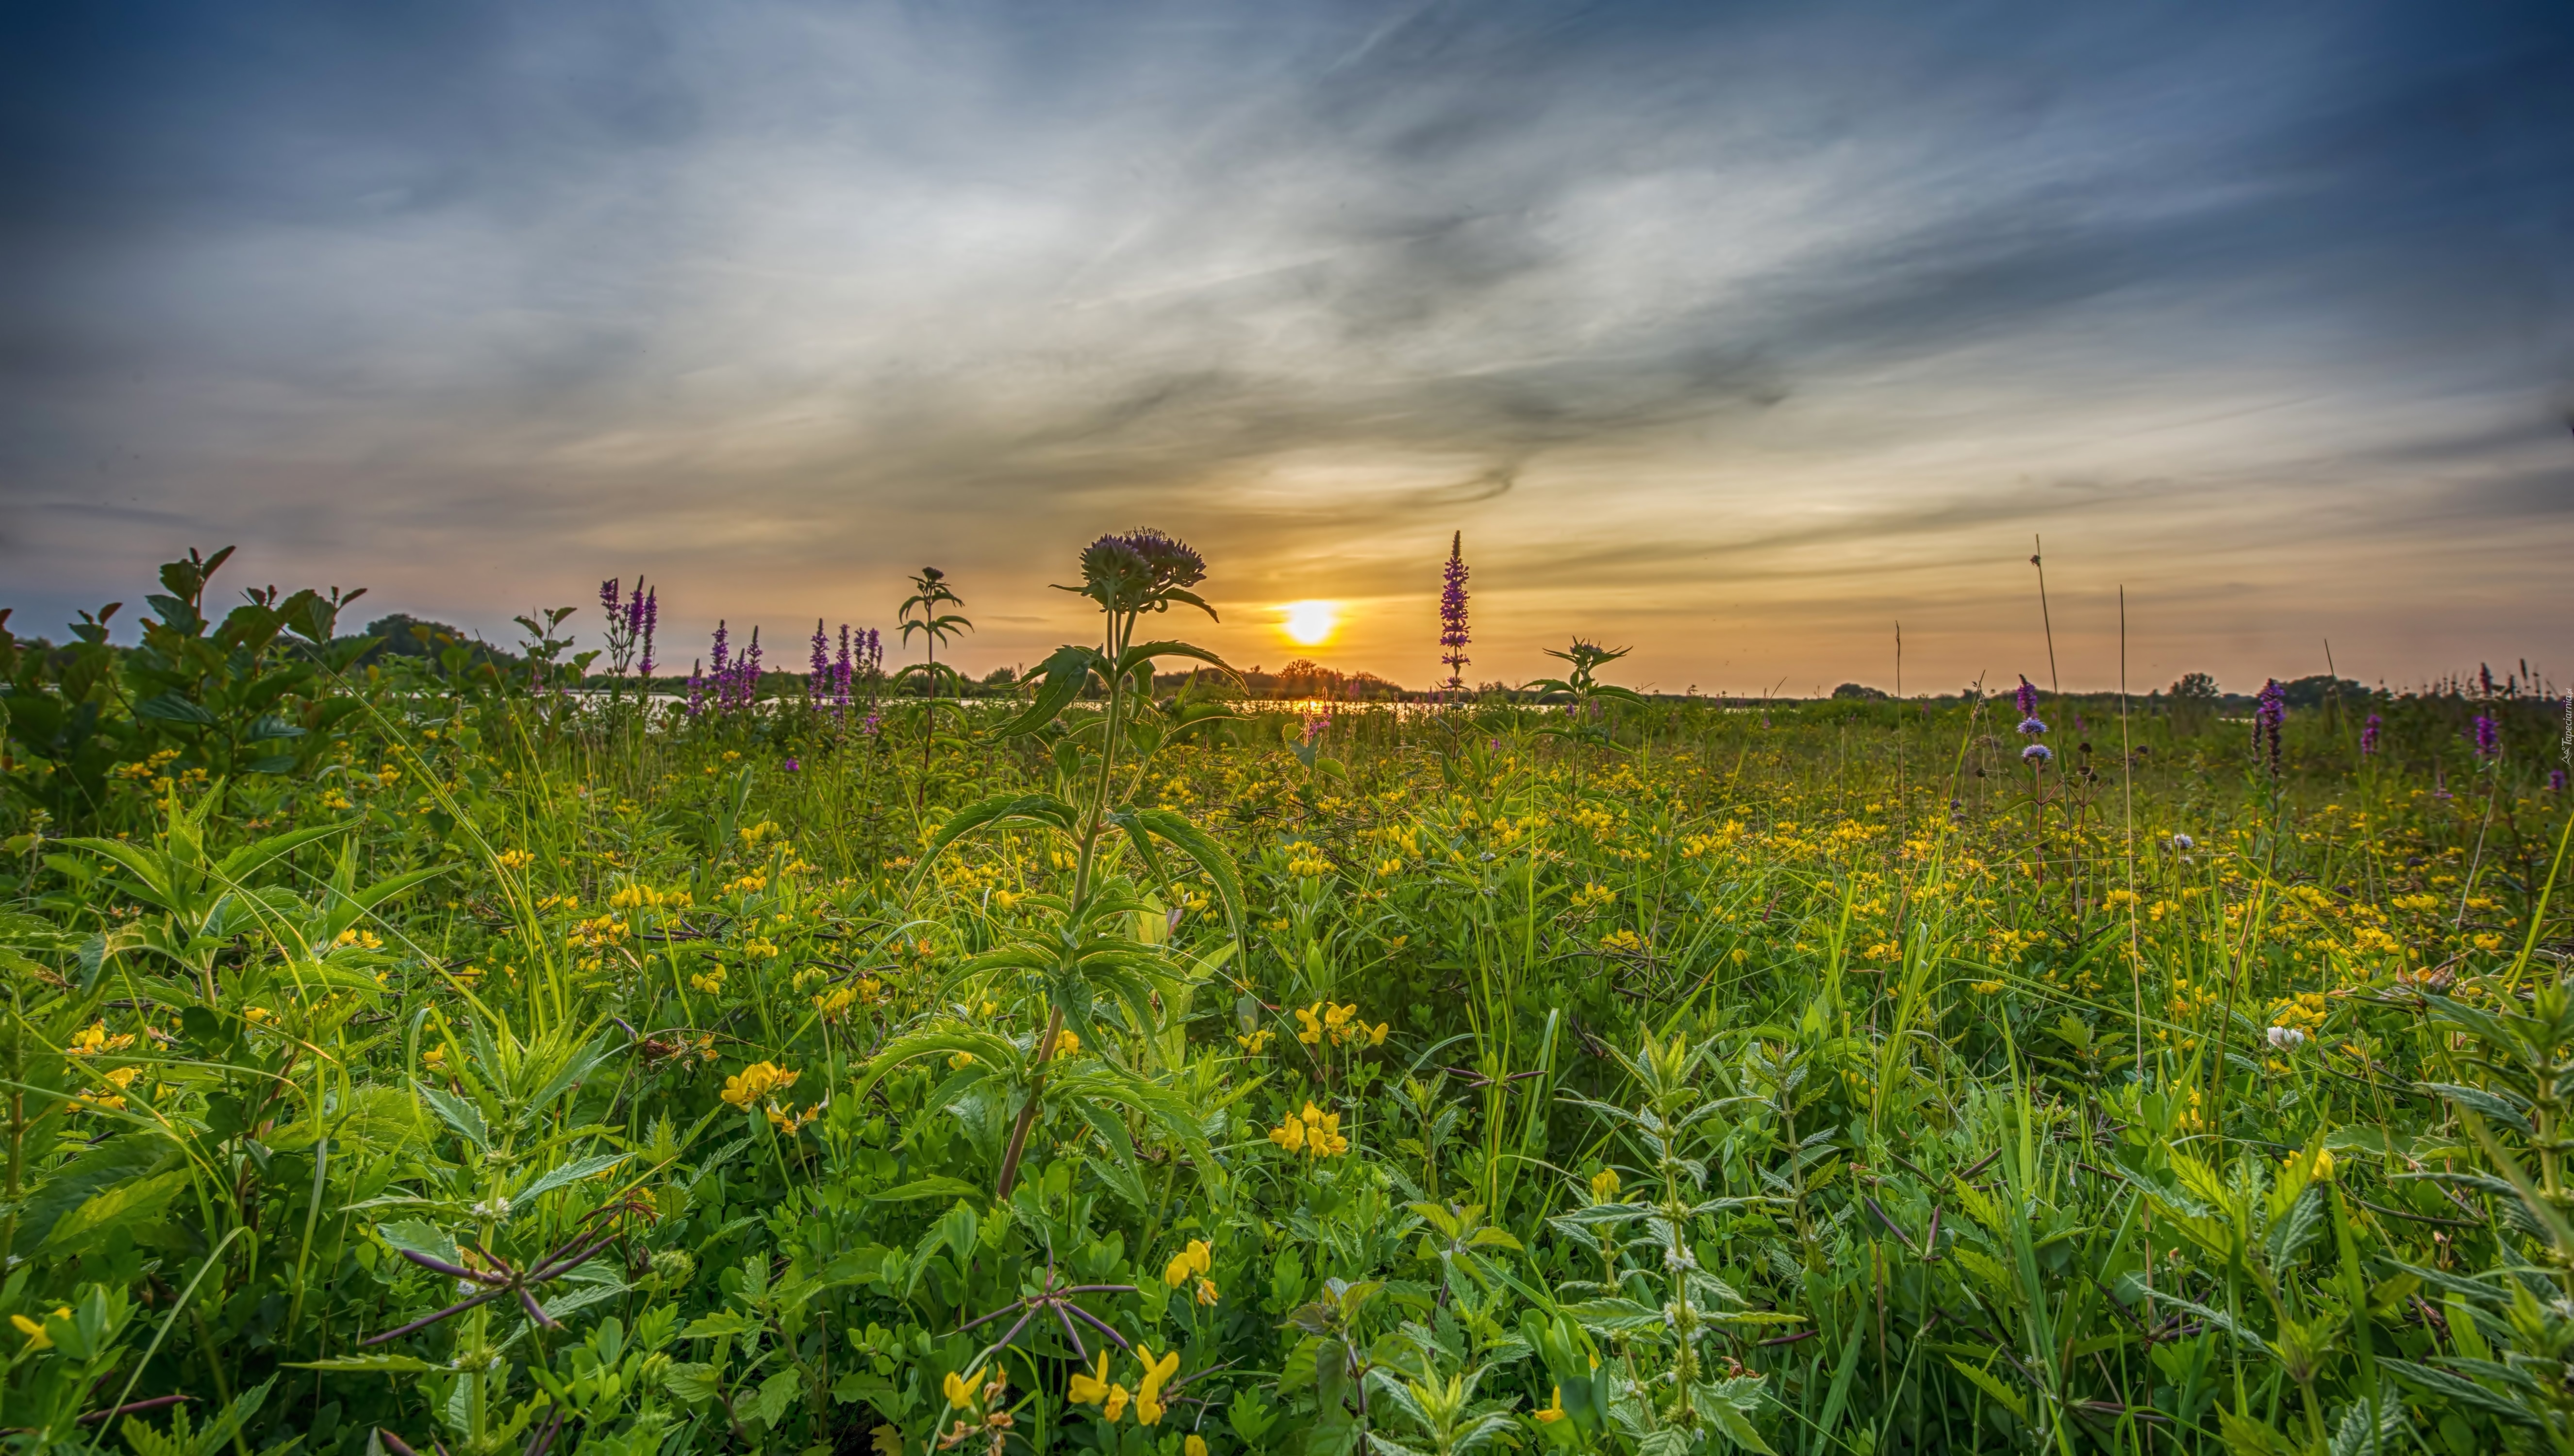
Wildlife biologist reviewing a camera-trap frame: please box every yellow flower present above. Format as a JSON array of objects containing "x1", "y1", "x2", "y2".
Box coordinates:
[
  {"x1": 944, "y1": 1366, "x2": 986, "y2": 1409},
  {"x1": 813, "y1": 986, "x2": 858, "y2": 1018},
  {"x1": 949, "y1": 1051, "x2": 976, "y2": 1070},
  {"x1": 1365, "y1": 1021, "x2": 1390, "y2": 1046},
  {"x1": 1103, "y1": 1383, "x2": 1130, "y2": 1422},
  {"x1": 1295, "y1": 1003, "x2": 1324, "y2": 1044},
  {"x1": 424, "y1": 1043, "x2": 448, "y2": 1072},
  {"x1": 1268, "y1": 1116, "x2": 1307, "y2": 1153},
  {"x1": 1187, "y1": 1438, "x2": 1210, "y2": 1456},
  {"x1": 1196, "y1": 1276, "x2": 1219, "y2": 1306},
  {"x1": 1054, "y1": 1029, "x2": 1081, "y2": 1059},
  {"x1": 1069, "y1": 1351, "x2": 1113, "y2": 1406},
  {"x1": 1535, "y1": 1386, "x2": 1567, "y2": 1423},
  {"x1": 765, "y1": 1102, "x2": 819, "y2": 1134},
  {"x1": 67, "y1": 1022, "x2": 133, "y2": 1056},
  {"x1": 1164, "y1": 1238, "x2": 1212, "y2": 1287},
  {"x1": 1970, "y1": 981, "x2": 2003, "y2": 996},
  {"x1": 1235, "y1": 1028, "x2": 1275, "y2": 1053},
  {"x1": 13, "y1": 1309, "x2": 66, "y2": 1350},
  {"x1": 1590, "y1": 1168, "x2": 1621, "y2": 1202},
  {"x1": 1134, "y1": 1345, "x2": 1180, "y2": 1425},
  {"x1": 720, "y1": 1061, "x2": 798, "y2": 1109}
]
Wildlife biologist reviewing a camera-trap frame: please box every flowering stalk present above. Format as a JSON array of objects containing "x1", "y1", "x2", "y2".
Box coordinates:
[
  {"x1": 2255, "y1": 678, "x2": 2286, "y2": 777},
  {"x1": 1438, "y1": 531, "x2": 1470, "y2": 696}
]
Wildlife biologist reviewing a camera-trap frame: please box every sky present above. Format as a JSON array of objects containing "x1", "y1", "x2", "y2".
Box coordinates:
[{"x1": 3, "y1": 0, "x2": 2570, "y2": 698}]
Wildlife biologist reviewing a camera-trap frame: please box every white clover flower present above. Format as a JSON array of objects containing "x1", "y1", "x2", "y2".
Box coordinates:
[{"x1": 2266, "y1": 1025, "x2": 2306, "y2": 1050}]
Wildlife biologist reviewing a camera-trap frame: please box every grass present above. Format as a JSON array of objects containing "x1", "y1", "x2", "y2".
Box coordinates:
[{"x1": 3, "y1": 555, "x2": 2571, "y2": 1456}]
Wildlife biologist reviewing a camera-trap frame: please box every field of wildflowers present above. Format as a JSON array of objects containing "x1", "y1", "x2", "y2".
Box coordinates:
[{"x1": 2, "y1": 538, "x2": 2571, "y2": 1456}]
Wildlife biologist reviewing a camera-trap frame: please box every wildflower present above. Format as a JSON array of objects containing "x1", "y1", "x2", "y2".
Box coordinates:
[
  {"x1": 2473, "y1": 714, "x2": 2500, "y2": 759},
  {"x1": 720, "y1": 1061, "x2": 799, "y2": 1109},
  {"x1": 12, "y1": 1309, "x2": 67, "y2": 1350},
  {"x1": 2168, "y1": 832, "x2": 2194, "y2": 851},
  {"x1": 66, "y1": 1021, "x2": 134, "y2": 1056},
  {"x1": 1134, "y1": 1346, "x2": 1180, "y2": 1425},
  {"x1": 944, "y1": 1366, "x2": 986, "y2": 1409},
  {"x1": 813, "y1": 985, "x2": 857, "y2": 1018},
  {"x1": 1054, "y1": 1028, "x2": 1081, "y2": 1059},
  {"x1": 1103, "y1": 1382, "x2": 1131, "y2": 1423},
  {"x1": 1235, "y1": 1028, "x2": 1274, "y2": 1053},
  {"x1": 1439, "y1": 530, "x2": 1471, "y2": 691},
  {"x1": 424, "y1": 1042, "x2": 449, "y2": 1072},
  {"x1": 2255, "y1": 678, "x2": 2285, "y2": 774},
  {"x1": 949, "y1": 1051, "x2": 975, "y2": 1069},
  {"x1": 2265, "y1": 1025, "x2": 2307, "y2": 1050},
  {"x1": 2015, "y1": 677, "x2": 2038, "y2": 718},
  {"x1": 1078, "y1": 529, "x2": 1208, "y2": 614},
  {"x1": 1188, "y1": 1438, "x2": 1211, "y2": 1456},
  {"x1": 1590, "y1": 1167, "x2": 1621, "y2": 1202},
  {"x1": 1196, "y1": 1275, "x2": 1219, "y2": 1306},
  {"x1": 1295, "y1": 1003, "x2": 1324, "y2": 1044},
  {"x1": 1164, "y1": 1239, "x2": 1212, "y2": 1288},
  {"x1": 1535, "y1": 1387, "x2": 1567, "y2": 1424},
  {"x1": 765, "y1": 1102, "x2": 819, "y2": 1134},
  {"x1": 2554, "y1": 769, "x2": 2568, "y2": 793},
  {"x1": 1971, "y1": 980, "x2": 2003, "y2": 995},
  {"x1": 2021, "y1": 744, "x2": 2053, "y2": 765},
  {"x1": 2360, "y1": 713, "x2": 2381, "y2": 756},
  {"x1": 2017, "y1": 716, "x2": 2047, "y2": 737},
  {"x1": 1069, "y1": 1352, "x2": 1115, "y2": 1406}
]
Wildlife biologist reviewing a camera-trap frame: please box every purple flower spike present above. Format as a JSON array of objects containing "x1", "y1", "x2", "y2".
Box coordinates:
[
  {"x1": 2473, "y1": 714, "x2": 2500, "y2": 759},
  {"x1": 1439, "y1": 531, "x2": 1471, "y2": 692},
  {"x1": 2551, "y1": 769, "x2": 2567, "y2": 793},
  {"x1": 2255, "y1": 678, "x2": 2286, "y2": 775},
  {"x1": 600, "y1": 578, "x2": 621, "y2": 615},
  {"x1": 2015, "y1": 676, "x2": 2038, "y2": 718},
  {"x1": 2360, "y1": 713, "x2": 2381, "y2": 757},
  {"x1": 637, "y1": 588, "x2": 657, "y2": 679},
  {"x1": 809, "y1": 619, "x2": 829, "y2": 704}
]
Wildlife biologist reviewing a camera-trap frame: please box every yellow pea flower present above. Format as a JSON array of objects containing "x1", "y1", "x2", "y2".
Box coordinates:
[
  {"x1": 1069, "y1": 1351, "x2": 1113, "y2": 1406},
  {"x1": 1590, "y1": 1168, "x2": 1621, "y2": 1202},
  {"x1": 1187, "y1": 1438, "x2": 1210, "y2": 1456},
  {"x1": 1135, "y1": 1346, "x2": 1180, "y2": 1426},
  {"x1": 1103, "y1": 1383, "x2": 1130, "y2": 1422},
  {"x1": 943, "y1": 1366, "x2": 986, "y2": 1409},
  {"x1": 1196, "y1": 1276, "x2": 1219, "y2": 1306},
  {"x1": 1535, "y1": 1386, "x2": 1567, "y2": 1423},
  {"x1": 1054, "y1": 1029, "x2": 1081, "y2": 1059}
]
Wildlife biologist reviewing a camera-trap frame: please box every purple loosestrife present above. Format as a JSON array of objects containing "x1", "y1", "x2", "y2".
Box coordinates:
[
  {"x1": 2361, "y1": 713, "x2": 2381, "y2": 757},
  {"x1": 741, "y1": 627, "x2": 762, "y2": 706},
  {"x1": 1439, "y1": 531, "x2": 1471, "y2": 691},
  {"x1": 2015, "y1": 676, "x2": 2038, "y2": 719},
  {"x1": 809, "y1": 619, "x2": 830, "y2": 704},
  {"x1": 710, "y1": 622, "x2": 731, "y2": 693},
  {"x1": 637, "y1": 588, "x2": 657, "y2": 679},
  {"x1": 2473, "y1": 714, "x2": 2500, "y2": 759},
  {"x1": 833, "y1": 626, "x2": 854, "y2": 713},
  {"x1": 2256, "y1": 678, "x2": 2286, "y2": 775},
  {"x1": 685, "y1": 660, "x2": 705, "y2": 718}
]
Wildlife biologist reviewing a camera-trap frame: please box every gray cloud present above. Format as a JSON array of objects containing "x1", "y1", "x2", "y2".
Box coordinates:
[{"x1": 1, "y1": 0, "x2": 2570, "y2": 691}]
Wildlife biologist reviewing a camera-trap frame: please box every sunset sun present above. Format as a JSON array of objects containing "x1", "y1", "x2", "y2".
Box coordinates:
[{"x1": 1281, "y1": 600, "x2": 1339, "y2": 646}]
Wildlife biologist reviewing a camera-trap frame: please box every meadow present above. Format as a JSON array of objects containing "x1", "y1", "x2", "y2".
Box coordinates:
[{"x1": 2, "y1": 537, "x2": 2570, "y2": 1456}]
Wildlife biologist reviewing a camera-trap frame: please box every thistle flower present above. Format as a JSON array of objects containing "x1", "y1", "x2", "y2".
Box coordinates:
[
  {"x1": 2015, "y1": 676, "x2": 2038, "y2": 718},
  {"x1": 1076, "y1": 529, "x2": 1208, "y2": 615},
  {"x1": 2360, "y1": 713, "x2": 2381, "y2": 757},
  {"x1": 1438, "y1": 531, "x2": 1470, "y2": 690},
  {"x1": 2473, "y1": 714, "x2": 2500, "y2": 759},
  {"x1": 2022, "y1": 743, "x2": 2053, "y2": 765}
]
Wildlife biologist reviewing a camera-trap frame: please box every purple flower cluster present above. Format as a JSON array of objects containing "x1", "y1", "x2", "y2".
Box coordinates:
[
  {"x1": 2360, "y1": 713, "x2": 2381, "y2": 757},
  {"x1": 807, "y1": 623, "x2": 880, "y2": 716},
  {"x1": 2014, "y1": 676, "x2": 2046, "y2": 737},
  {"x1": 2552, "y1": 769, "x2": 2568, "y2": 794},
  {"x1": 1438, "y1": 532, "x2": 1470, "y2": 691},
  {"x1": 598, "y1": 576, "x2": 659, "y2": 679},
  {"x1": 2022, "y1": 743, "x2": 2054, "y2": 765},
  {"x1": 2255, "y1": 678, "x2": 2285, "y2": 775},
  {"x1": 686, "y1": 621, "x2": 764, "y2": 716},
  {"x1": 2472, "y1": 713, "x2": 2500, "y2": 759}
]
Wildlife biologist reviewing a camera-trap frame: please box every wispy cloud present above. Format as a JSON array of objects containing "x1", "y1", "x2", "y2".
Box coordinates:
[{"x1": 1, "y1": 0, "x2": 2568, "y2": 692}]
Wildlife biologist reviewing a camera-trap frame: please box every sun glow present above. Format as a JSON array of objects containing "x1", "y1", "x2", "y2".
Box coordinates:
[{"x1": 1281, "y1": 600, "x2": 1339, "y2": 646}]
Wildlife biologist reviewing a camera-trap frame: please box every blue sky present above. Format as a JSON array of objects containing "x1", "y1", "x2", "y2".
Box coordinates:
[{"x1": 3, "y1": 0, "x2": 2569, "y2": 694}]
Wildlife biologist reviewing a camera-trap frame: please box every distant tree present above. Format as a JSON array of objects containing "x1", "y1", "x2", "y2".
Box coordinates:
[
  {"x1": 1831, "y1": 682, "x2": 1889, "y2": 701},
  {"x1": 2170, "y1": 671, "x2": 2220, "y2": 736},
  {"x1": 981, "y1": 665, "x2": 1017, "y2": 686},
  {"x1": 1276, "y1": 659, "x2": 1342, "y2": 698}
]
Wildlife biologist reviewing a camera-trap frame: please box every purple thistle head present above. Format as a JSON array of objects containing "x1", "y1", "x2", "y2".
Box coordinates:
[
  {"x1": 2014, "y1": 676, "x2": 2038, "y2": 718},
  {"x1": 2473, "y1": 713, "x2": 2500, "y2": 759},
  {"x1": 783, "y1": 757, "x2": 800, "y2": 772},
  {"x1": 2360, "y1": 712, "x2": 2380, "y2": 756},
  {"x1": 1438, "y1": 531, "x2": 1471, "y2": 687},
  {"x1": 2022, "y1": 743, "x2": 2053, "y2": 765}
]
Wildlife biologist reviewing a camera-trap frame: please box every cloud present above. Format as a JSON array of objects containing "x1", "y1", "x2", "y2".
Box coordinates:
[{"x1": 0, "y1": 0, "x2": 2569, "y2": 692}]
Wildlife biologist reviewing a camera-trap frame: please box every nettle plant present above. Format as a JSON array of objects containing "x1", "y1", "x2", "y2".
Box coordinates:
[{"x1": 865, "y1": 530, "x2": 1246, "y2": 1199}]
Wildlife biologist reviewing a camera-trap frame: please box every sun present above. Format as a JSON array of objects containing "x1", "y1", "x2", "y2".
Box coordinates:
[{"x1": 1281, "y1": 600, "x2": 1339, "y2": 646}]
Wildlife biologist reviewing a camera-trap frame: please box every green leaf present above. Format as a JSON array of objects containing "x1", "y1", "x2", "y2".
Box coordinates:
[
  {"x1": 747, "y1": 1368, "x2": 801, "y2": 1426},
  {"x1": 45, "y1": 1169, "x2": 188, "y2": 1253},
  {"x1": 1945, "y1": 1357, "x2": 2028, "y2": 1422},
  {"x1": 1707, "y1": 1399, "x2": 1778, "y2": 1455},
  {"x1": 991, "y1": 645, "x2": 1100, "y2": 739},
  {"x1": 513, "y1": 1152, "x2": 632, "y2": 1208},
  {"x1": 414, "y1": 1082, "x2": 490, "y2": 1150},
  {"x1": 374, "y1": 1219, "x2": 462, "y2": 1270},
  {"x1": 1129, "y1": 807, "x2": 1244, "y2": 939},
  {"x1": 866, "y1": 1175, "x2": 988, "y2": 1204},
  {"x1": 289, "y1": 1354, "x2": 442, "y2": 1374},
  {"x1": 133, "y1": 692, "x2": 216, "y2": 726}
]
